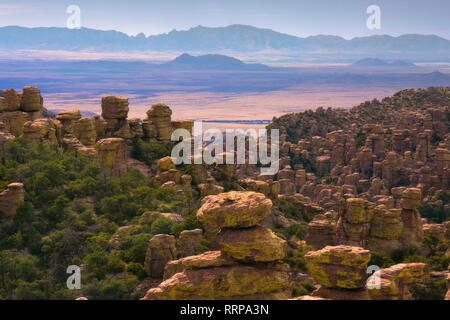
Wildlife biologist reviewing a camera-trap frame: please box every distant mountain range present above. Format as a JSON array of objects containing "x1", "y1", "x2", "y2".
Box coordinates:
[
  {"x1": 162, "y1": 53, "x2": 269, "y2": 70},
  {"x1": 352, "y1": 58, "x2": 416, "y2": 68},
  {"x1": 0, "y1": 25, "x2": 449, "y2": 61}
]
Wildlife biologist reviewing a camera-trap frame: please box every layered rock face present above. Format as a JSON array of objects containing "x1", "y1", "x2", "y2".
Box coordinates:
[
  {"x1": 142, "y1": 191, "x2": 291, "y2": 300},
  {"x1": 0, "y1": 183, "x2": 25, "y2": 219}
]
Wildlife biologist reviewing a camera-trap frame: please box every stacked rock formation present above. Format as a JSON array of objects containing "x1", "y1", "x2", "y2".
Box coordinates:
[
  {"x1": 142, "y1": 191, "x2": 291, "y2": 300},
  {"x1": 0, "y1": 86, "x2": 43, "y2": 136}
]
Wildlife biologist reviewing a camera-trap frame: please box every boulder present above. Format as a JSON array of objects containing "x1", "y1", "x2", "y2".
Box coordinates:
[
  {"x1": 101, "y1": 96, "x2": 129, "y2": 120},
  {"x1": 21, "y1": 86, "x2": 43, "y2": 112},
  {"x1": 217, "y1": 226, "x2": 287, "y2": 262},
  {"x1": 305, "y1": 245, "x2": 371, "y2": 289},
  {"x1": 197, "y1": 191, "x2": 272, "y2": 233},
  {"x1": 143, "y1": 262, "x2": 290, "y2": 300}
]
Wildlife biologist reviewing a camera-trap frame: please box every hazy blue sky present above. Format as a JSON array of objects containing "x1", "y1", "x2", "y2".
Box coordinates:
[{"x1": 0, "y1": 0, "x2": 448, "y2": 39}]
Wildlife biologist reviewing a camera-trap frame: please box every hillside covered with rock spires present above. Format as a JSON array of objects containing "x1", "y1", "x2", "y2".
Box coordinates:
[{"x1": 0, "y1": 86, "x2": 449, "y2": 300}]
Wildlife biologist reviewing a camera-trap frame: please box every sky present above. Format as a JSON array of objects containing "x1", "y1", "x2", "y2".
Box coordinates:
[{"x1": 0, "y1": 0, "x2": 449, "y2": 39}]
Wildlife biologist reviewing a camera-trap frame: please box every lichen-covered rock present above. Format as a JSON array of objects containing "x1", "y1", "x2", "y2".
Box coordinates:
[
  {"x1": 101, "y1": 96, "x2": 129, "y2": 120},
  {"x1": 142, "y1": 262, "x2": 290, "y2": 300},
  {"x1": 145, "y1": 234, "x2": 177, "y2": 278},
  {"x1": 368, "y1": 263, "x2": 426, "y2": 300},
  {"x1": 217, "y1": 226, "x2": 287, "y2": 262},
  {"x1": 305, "y1": 245, "x2": 371, "y2": 289},
  {"x1": 176, "y1": 229, "x2": 206, "y2": 258},
  {"x1": 422, "y1": 224, "x2": 445, "y2": 241},
  {"x1": 95, "y1": 138, "x2": 127, "y2": 182},
  {"x1": 369, "y1": 206, "x2": 403, "y2": 240},
  {"x1": 21, "y1": 86, "x2": 43, "y2": 112},
  {"x1": 197, "y1": 191, "x2": 272, "y2": 233},
  {"x1": 0, "y1": 183, "x2": 25, "y2": 219}
]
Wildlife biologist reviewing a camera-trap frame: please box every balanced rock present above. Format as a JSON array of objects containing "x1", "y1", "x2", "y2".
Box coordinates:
[
  {"x1": 21, "y1": 86, "x2": 43, "y2": 112},
  {"x1": 101, "y1": 96, "x2": 129, "y2": 120},
  {"x1": 197, "y1": 191, "x2": 272, "y2": 233}
]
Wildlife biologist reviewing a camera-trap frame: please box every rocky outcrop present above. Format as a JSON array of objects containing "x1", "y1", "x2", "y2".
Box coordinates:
[
  {"x1": 145, "y1": 103, "x2": 173, "y2": 142},
  {"x1": 336, "y1": 198, "x2": 373, "y2": 247},
  {"x1": 145, "y1": 234, "x2": 177, "y2": 278},
  {"x1": 95, "y1": 138, "x2": 128, "y2": 182},
  {"x1": 0, "y1": 183, "x2": 25, "y2": 219},
  {"x1": 306, "y1": 215, "x2": 337, "y2": 249},
  {"x1": 176, "y1": 229, "x2": 206, "y2": 258},
  {"x1": 21, "y1": 118, "x2": 58, "y2": 144}
]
